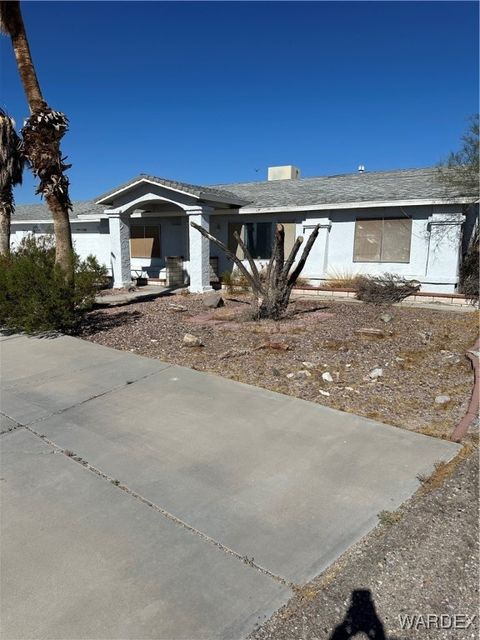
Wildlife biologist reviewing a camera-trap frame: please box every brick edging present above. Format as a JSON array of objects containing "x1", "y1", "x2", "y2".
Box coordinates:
[{"x1": 450, "y1": 337, "x2": 480, "y2": 442}]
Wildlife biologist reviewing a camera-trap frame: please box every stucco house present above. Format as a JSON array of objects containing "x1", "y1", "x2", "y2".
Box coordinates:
[{"x1": 11, "y1": 165, "x2": 478, "y2": 293}]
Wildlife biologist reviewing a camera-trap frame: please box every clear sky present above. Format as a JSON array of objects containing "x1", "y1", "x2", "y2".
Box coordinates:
[{"x1": 1, "y1": 1, "x2": 478, "y2": 204}]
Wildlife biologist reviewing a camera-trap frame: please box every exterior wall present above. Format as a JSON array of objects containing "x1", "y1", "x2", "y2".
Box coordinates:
[
  {"x1": 211, "y1": 205, "x2": 464, "y2": 293},
  {"x1": 10, "y1": 221, "x2": 111, "y2": 271},
  {"x1": 9, "y1": 202, "x2": 466, "y2": 293},
  {"x1": 128, "y1": 215, "x2": 188, "y2": 281}
]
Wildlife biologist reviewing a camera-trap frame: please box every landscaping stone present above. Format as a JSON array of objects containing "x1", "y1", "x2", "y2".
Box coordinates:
[
  {"x1": 203, "y1": 292, "x2": 224, "y2": 309},
  {"x1": 379, "y1": 313, "x2": 393, "y2": 323},
  {"x1": 296, "y1": 370, "x2": 312, "y2": 379},
  {"x1": 302, "y1": 361, "x2": 316, "y2": 369},
  {"x1": 322, "y1": 372, "x2": 334, "y2": 383},
  {"x1": 435, "y1": 394, "x2": 451, "y2": 405},
  {"x1": 369, "y1": 367, "x2": 384, "y2": 380},
  {"x1": 318, "y1": 389, "x2": 330, "y2": 397},
  {"x1": 354, "y1": 328, "x2": 385, "y2": 338},
  {"x1": 182, "y1": 333, "x2": 203, "y2": 347},
  {"x1": 168, "y1": 303, "x2": 188, "y2": 312}
]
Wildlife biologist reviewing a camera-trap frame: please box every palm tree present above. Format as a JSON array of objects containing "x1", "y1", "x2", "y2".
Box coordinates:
[
  {"x1": 0, "y1": 109, "x2": 25, "y2": 255},
  {"x1": 0, "y1": 0, "x2": 74, "y2": 281}
]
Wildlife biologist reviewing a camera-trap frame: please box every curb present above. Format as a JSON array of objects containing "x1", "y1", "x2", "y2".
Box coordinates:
[{"x1": 450, "y1": 337, "x2": 480, "y2": 442}]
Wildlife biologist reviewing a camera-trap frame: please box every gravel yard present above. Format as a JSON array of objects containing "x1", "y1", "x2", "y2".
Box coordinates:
[
  {"x1": 80, "y1": 293, "x2": 478, "y2": 438},
  {"x1": 249, "y1": 447, "x2": 479, "y2": 640}
]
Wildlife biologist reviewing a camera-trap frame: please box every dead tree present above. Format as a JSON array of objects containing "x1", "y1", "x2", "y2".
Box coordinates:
[{"x1": 190, "y1": 221, "x2": 320, "y2": 319}]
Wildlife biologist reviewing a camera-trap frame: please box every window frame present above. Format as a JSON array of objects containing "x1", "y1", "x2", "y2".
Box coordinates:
[
  {"x1": 353, "y1": 217, "x2": 412, "y2": 264},
  {"x1": 244, "y1": 221, "x2": 273, "y2": 260},
  {"x1": 130, "y1": 224, "x2": 161, "y2": 259}
]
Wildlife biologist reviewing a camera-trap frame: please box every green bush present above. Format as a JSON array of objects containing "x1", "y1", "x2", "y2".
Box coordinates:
[{"x1": 0, "y1": 235, "x2": 108, "y2": 333}]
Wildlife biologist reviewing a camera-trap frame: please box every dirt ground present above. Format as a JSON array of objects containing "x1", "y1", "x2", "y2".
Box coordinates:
[{"x1": 80, "y1": 293, "x2": 479, "y2": 438}]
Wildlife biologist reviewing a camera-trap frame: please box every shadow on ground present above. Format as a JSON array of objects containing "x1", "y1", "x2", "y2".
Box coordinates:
[
  {"x1": 329, "y1": 590, "x2": 400, "y2": 640},
  {"x1": 78, "y1": 310, "x2": 142, "y2": 335}
]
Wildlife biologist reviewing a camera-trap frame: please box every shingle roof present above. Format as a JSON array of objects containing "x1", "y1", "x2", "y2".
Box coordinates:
[
  {"x1": 210, "y1": 167, "x2": 474, "y2": 209},
  {"x1": 13, "y1": 201, "x2": 104, "y2": 222},
  {"x1": 96, "y1": 174, "x2": 248, "y2": 206},
  {"x1": 12, "y1": 167, "x2": 475, "y2": 222}
]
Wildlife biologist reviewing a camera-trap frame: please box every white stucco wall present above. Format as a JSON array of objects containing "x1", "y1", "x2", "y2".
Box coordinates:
[
  {"x1": 10, "y1": 202, "x2": 466, "y2": 293},
  {"x1": 210, "y1": 205, "x2": 465, "y2": 293}
]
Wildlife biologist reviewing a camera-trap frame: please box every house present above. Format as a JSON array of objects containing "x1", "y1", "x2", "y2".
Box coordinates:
[{"x1": 11, "y1": 165, "x2": 478, "y2": 293}]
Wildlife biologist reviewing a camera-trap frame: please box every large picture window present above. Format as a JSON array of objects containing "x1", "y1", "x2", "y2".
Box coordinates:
[
  {"x1": 353, "y1": 218, "x2": 412, "y2": 263},
  {"x1": 245, "y1": 222, "x2": 272, "y2": 259},
  {"x1": 130, "y1": 225, "x2": 161, "y2": 259}
]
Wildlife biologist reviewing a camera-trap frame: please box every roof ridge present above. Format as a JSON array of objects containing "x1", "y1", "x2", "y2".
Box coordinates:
[{"x1": 210, "y1": 166, "x2": 438, "y2": 188}]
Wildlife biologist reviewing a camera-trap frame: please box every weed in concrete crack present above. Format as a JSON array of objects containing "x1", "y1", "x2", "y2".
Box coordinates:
[
  {"x1": 64, "y1": 449, "x2": 75, "y2": 457},
  {"x1": 111, "y1": 479, "x2": 120, "y2": 485}
]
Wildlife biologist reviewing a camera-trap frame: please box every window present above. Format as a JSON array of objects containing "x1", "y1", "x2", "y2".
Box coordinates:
[
  {"x1": 130, "y1": 225, "x2": 161, "y2": 259},
  {"x1": 353, "y1": 218, "x2": 412, "y2": 263},
  {"x1": 245, "y1": 222, "x2": 272, "y2": 259},
  {"x1": 227, "y1": 222, "x2": 273, "y2": 259}
]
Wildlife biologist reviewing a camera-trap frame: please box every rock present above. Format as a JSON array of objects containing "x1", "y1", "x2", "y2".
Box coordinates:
[
  {"x1": 355, "y1": 328, "x2": 385, "y2": 338},
  {"x1": 219, "y1": 348, "x2": 248, "y2": 360},
  {"x1": 257, "y1": 340, "x2": 290, "y2": 351},
  {"x1": 435, "y1": 395, "x2": 451, "y2": 405},
  {"x1": 318, "y1": 389, "x2": 330, "y2": 397},
  {"x1": 182, "y1": 333, "x2": 203, "y2": 347},
  {"x1": 395, "y1": 356, "x2": 404, "y2": 362},
  {"x1": 203, "y1": 292, "x2": 224, "y2": 309},
  {"x1": 296, "y1": 370, "x2": 312, "y2": 379},
  {"x1": 286, "y1": 372, "x2": 295, "y2": 379},
  {"x1": 168, "y1": 303, "x2": 188, "y2": 312},
  {"x1": 380, "y1": 313, "x2": 393, "y2": 323},
  {"x1": 322, "y1": 372, "x2": 334, "y2": 383},
  {"x1": 369, "y1": 367, "x2": 383, "y2": 379},
  {"x1": 302, "y1": 361, "x2": 315, "y2": 369}
]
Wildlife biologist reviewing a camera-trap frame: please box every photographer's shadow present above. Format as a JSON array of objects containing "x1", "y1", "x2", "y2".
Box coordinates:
[{"x1": 329, "y1": 589, "x2": 386, "y2": 639}]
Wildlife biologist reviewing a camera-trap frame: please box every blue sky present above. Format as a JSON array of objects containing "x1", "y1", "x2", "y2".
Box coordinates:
[{"x1": 1, "y1": 1, "x2": 478, "y2": 204}]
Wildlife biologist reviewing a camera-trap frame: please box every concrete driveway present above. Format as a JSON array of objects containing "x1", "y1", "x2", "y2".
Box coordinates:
[{"x1": 0, "y1": 334, "x2": 460, "y2": 639}]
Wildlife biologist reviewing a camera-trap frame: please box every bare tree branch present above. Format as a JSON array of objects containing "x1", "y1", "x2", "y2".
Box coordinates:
[
  {"x1": 233, "y1": 229, "x2": 262, "y2": 285},
  {"x1": 281, "y1": 236, "x2": 303, "y2": 282},
  {"x1": 288, "y1": 224, "x2": 320, "y2": 286},
  {"x1": 189, "y1": 220, "x2": 263, "y2": 296}
]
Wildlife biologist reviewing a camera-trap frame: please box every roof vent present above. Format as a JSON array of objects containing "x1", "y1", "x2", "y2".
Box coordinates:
[
  {"x1": 268, "y1": 165, "x2": 301, "y2": 181},
  {"x1": 358, "y1": 165, "x2": 365, "y2": 173}
]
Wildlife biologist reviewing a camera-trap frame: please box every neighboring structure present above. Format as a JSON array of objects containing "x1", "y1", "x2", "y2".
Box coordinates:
[{"x1": 11, "y1": 166, "x2": 478, "y2": 293}]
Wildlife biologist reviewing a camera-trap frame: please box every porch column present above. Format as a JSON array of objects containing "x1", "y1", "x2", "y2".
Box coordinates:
[
  {"x1": 108, "y1": 213, "x2": 132, "y2": 288},
  {"x1": 187, "y1": 207, "x2": 213, "y2": 293}
]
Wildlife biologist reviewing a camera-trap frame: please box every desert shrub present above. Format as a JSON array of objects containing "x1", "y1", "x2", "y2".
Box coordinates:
[
  {"x1": 293, "y1": 276, "x2": 310, "y2": 288},
  {"x1": 221, "y1": 269, "x2": 250, "y2": 293},
  {"x1": 355, "y1": 273, "x2": 421, "y2": 304},
  {"x1": 460, "y1": 228, "x2": 479, "y2": 305},
  {"x1": 323, "y1": 268, "x2": 363, "y2": 289},
  {"x1": 0, "y1": 235, "x2": 108, "y2": 333}
]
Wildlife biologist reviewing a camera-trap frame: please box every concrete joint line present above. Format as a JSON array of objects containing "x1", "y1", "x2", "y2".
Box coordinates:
[
  {"x1": 26, "y1": 366, "x2": 173, "y2": 428},
  {"x1": 0, "y1": 423, "x2": 25, "y2": 436},
  {"x1": 24, "y1": 424, "x2": 293, "y2": 590}
]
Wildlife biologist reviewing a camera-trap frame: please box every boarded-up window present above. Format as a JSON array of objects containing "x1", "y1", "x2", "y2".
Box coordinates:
[
  {"x1": 228, "y1": 222, "x2": 244, "y2": 259},
  {"x1": 130, "y1": 225, "x2": 161, "y2": 258},
  {"x1": 353, "y1": 218, "x2": 412, "y2": 263},
  {"x1": 283, "y1": 223, "x2": 296, "y2": 257}
]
